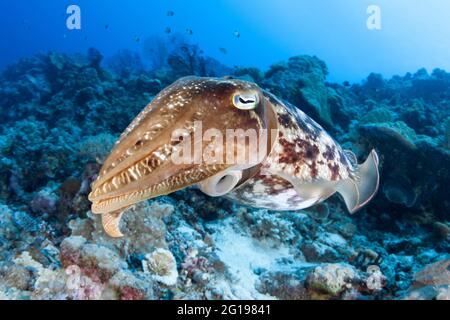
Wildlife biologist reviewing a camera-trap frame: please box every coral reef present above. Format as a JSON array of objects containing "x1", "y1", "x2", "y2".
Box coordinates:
[{"x1": 0, "y1": 47, "x2": 448, "y2": 300}]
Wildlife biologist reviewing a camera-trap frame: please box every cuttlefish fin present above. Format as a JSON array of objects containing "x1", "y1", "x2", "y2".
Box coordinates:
[
  {"x1": 335, "y1": 149, "x2": 380, "y2": 213},
  {"x1": 334, "y1": 179, "x2": 359, "y2": 213},
  {"x1": 276, "y1": 149, "x2": 379, "y2": 214},
  {"x1": 275, "y1": 172, "x2": 337, "y2": 208},
  {"x1": 101, "y1": 211, "x2": 125, "y2": 238}
]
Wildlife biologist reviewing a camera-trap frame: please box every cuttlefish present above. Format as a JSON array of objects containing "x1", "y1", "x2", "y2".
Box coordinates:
[{"x1": 88, "y1": 77, "x2": 379, "y2": 237}]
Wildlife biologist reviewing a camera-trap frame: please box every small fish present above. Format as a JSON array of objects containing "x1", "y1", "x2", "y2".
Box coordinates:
[
  {"x1": 89, "y1": 77, "x2": 380, "y2": 237},
  {"x1": 167, "y1": 11, "x2": 175, "y2": 17},
  {"x1": 165, "y1": 27, "x2": 172, "y2": 34},
  {"x1": 219, "y1": 47, "x2": 228, "y2": 54},
  {"x1": 185, "y1": 28, "x2": 193, "y2": 35},
  {"x1": 134, "y1": 37, "x2": 140, "y2": 43},
  {"x1": 105, "y1": 24, "x2": 109, "y2": 29},
  {"x1": 234, "y1": 30, "x2": 241, "y2": 38}
]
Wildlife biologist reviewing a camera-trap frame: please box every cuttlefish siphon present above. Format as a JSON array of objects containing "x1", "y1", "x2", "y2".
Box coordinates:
[{"x1": 88, "y1": 76, "x2": 380, "y2": 237}]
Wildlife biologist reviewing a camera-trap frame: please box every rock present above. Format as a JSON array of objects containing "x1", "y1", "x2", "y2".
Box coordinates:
[
  {"x1": 87, "y1": 48, "x2": 103, "y2": 70},
  {"x1": 60, "y1": 236, "x2": 125, "y2": 282},
  {"x1": 360, "y1": 107, "x2": 395, "y2": 124},
  {"x1": 77, "y1": 133, "x2": 116, "y2": 164},
  {"x1": 356, "y1": 120, "x2": 450, "y2": 221},
  {"x1": 238, "y1": 209, "x2": 296, "y2": 245},
  {"x1": 89, "y1": 201, "x2": 172, "y2": 255},
  {"x1": 109, "y1": 270, "x2": 154, "y2": 300},
  {"x1": 256, "y1": 266, "x2": 314, "y2": 300},
  {"x1": 358, "y1": 121, "x2": 418, "y2": 151},
  {"x1": 301, "y1": 241, "x2": 340, "y2": 263},
  {"x1": 306, "y1": 263, "x2": 360, "y2": 297},
  {"x1": 263, "y1": 55, "x2": 333, "y2": 127},
  {"x1": 135, "y1": 75, "x2": 161, "y2": 93},
  {"x1": 1, "y1": 265, "x2": 33, "y2": 291},
  {"x1": 30, "y1": 186, "x2": 59, "y2": 215},
  {"x1": 443, "y1": 117, "x2": 450, "y2": 149},
  {"x1": 233, "y1": 67, "x2": 264, "y2": 84}
]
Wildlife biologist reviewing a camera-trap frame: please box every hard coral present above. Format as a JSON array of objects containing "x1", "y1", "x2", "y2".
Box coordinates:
[{"x1": 142, "y1": 248, "x2": 178, "y2": 286}]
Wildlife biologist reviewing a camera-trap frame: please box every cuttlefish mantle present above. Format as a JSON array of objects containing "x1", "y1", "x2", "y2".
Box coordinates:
[{"x1": 88, "y1": 76, "x2": 380, "y2": 237}]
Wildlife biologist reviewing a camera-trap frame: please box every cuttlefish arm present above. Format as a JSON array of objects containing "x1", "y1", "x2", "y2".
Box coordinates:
[{"x1": 101, "y1": 211, "x2": 125, "y2": 238}]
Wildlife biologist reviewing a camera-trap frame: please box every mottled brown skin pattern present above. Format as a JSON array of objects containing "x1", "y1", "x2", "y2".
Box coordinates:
[
  {"x1": 227, "y1": 92, "x2": 355, "y2": 211},
  {"x1": 270, "y1": 95, "x2": 351, "y2": 180},
  {"x1": 89, "y1": 77, "x2": 273, "y2": 214}
]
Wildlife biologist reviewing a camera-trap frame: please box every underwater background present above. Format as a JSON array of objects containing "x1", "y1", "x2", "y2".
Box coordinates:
[{"x1": 0, "y1": 0, "x2": 448, "y2": 300}]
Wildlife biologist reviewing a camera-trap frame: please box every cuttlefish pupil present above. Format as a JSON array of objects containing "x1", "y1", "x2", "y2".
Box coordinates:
[{"x1": 88, "y1": 76, "x2": 380, "y2": 238}]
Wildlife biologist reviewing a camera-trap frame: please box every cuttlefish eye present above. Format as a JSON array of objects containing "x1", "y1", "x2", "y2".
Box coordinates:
[{"x1": 232, "y1": 91, "x2": 259, "y2": 110}]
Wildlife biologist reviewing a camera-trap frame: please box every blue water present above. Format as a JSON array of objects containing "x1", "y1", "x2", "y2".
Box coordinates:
[{"x1": 2, "y1": 0, "x2": 450, "y2": 82}]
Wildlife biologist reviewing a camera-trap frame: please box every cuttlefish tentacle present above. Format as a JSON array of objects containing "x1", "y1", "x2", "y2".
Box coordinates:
[
  {"x1": 89, "y1": 76, "x2": 380, "y2": 238},
  {"x1": 92, "y1": 163, "x2": 230, "y2": 214}
]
